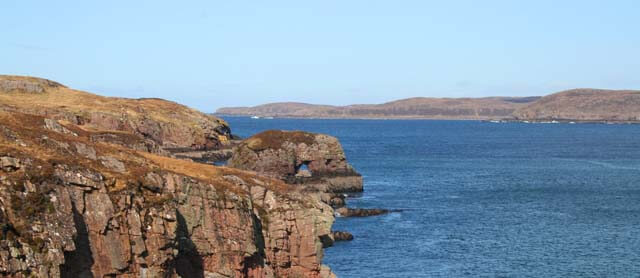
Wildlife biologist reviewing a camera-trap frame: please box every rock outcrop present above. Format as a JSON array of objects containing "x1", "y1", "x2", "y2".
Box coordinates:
[
  {"x1": 331, "y1": 231, "x2": 354, "y2": 242},
  {"x1": 228, "y1": 130, "x2": 363, "y2": 195},
  {"x1": 0, "y1": 110, "x2": 336, "y2": 277},
  {"x1": 335, "y1": 207, "x2": 391, "y2": 217},
  {"x1": 0, "y1": 75, "x2": 232, "y2": 155}
]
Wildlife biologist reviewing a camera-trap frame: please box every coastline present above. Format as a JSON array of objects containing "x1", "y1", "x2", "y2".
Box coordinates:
[
  {"x1": 215, "y1": 114, "x2": 640, "y2": 124},
  {"x1": 214, "y1": 113, "x2": 515, "y2": 121}
]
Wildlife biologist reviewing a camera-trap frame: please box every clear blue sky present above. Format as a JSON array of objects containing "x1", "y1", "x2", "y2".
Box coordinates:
[{"x1": 2, "y1": 1, "x2": 639, "y2": 112}]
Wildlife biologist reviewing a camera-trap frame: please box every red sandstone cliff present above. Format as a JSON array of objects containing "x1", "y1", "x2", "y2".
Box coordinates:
[{"x1": 0, "y1": 76, "x2": 339, "y2": 277}]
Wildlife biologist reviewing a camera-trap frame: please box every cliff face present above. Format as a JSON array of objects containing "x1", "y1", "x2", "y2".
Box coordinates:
[
  {"x1": 0, "y1": 86, "x2": 337, "y2": 277},
  {"x1": 512, "y1": 89, "x2": 640, "y2": 122},
  {"x1": 0, "y1": 75, "x2": 231, "y2": 151},
  {"x1": 216, "y1": 97, "x2": 540, "y2": 120}
]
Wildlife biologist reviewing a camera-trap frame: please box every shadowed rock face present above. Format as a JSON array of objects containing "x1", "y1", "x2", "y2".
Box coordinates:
[
  {"x1": 228, "y1": 130, "x2": 363, "y2": 194},
  {"x1": 0, "y1": 111, "x2": 337, "y2": 277}
]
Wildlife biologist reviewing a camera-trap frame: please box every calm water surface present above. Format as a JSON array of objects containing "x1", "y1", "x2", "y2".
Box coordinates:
[{"x1": 222, "y1": 117, "x2": 640, "y2": 277}]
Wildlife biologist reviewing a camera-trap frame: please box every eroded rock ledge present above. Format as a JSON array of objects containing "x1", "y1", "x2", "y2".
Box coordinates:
[
  {"x1": 0, "y1": 111, "x2": 337, "y2": 277},
  {"x1": 335, "y1": 207, "x2": 393, "y2": 217}
]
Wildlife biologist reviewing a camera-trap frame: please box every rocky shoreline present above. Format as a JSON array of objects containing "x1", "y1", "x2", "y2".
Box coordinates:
[
  {"x1": 225, "y1": 129, "x2": 393, "y2": 236},
  {"x1": 0, "y1": 75, "x2": 389, "y2": 277}
]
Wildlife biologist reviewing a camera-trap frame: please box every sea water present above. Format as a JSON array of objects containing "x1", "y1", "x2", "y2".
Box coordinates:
[{"x1": 223, "y1": 117, "x2": 640, "y2": 277}]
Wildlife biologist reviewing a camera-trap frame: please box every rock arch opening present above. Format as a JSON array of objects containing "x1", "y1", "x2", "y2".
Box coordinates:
[{"x1": 295, "y1": 161, "x2": 312, "y2": 178}]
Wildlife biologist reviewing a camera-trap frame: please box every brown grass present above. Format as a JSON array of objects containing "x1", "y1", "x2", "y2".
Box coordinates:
[
  {"x1": 244, "y1": 130, "x2": 316, "y2": 151},
  {"x1": 0, "y1": 75, "x2": 227, "y2": 135},
  {"x1": 139, "y1": 151, "x2": 292, "y2": 193},
  {"x1": 0, "y1": 108, "x2": 294, "y2": 207}
]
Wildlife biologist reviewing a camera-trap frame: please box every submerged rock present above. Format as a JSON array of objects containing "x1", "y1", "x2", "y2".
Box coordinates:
[{"x1": 332, "y1": 231, "x2": 354, "y2": 241}]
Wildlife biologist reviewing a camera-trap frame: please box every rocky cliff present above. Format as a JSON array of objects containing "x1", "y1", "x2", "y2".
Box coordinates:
[
  {"x1": 512, "y1": 88, "x2": 640, "y2": 122},
  {"x1": 0, "y1": 75, "x2": 232, "y2": 153},
  {"x1": 227, "y1": 130, "x2": 364, "y2": 211},
  {"x1": 0, "y1": 77, "x2": 339, "y2": 277},
  {"x1": 216, "y1": 97, "x2": 540, "y2": 120}
]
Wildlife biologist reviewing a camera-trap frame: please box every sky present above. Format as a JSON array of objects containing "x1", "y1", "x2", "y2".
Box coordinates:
[{"x1": 2, "y1": 1, "x2": 639, "y2": 112}]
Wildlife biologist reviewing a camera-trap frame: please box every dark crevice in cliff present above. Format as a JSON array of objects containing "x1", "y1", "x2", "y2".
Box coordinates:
[
  {"x1": 0, "y1": 205, "x2": 19, "y2": 241},
  {"x1": 242, "y1": 252, "x2": 266, "y2": 276},
  {"x1": 169, "y1": 210, "x2": 204, "y2": 278},
  {"x1": 243, "y1": 213, "x2": 267, "y2": 275},
  {"x1": 60, "y1": 202, "x2": 94, "y2": 278}
]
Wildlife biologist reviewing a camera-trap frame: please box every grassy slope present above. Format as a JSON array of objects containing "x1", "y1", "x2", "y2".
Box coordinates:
[{"x1": 0, "y1": 75, "x2": 228, "y2": 132}]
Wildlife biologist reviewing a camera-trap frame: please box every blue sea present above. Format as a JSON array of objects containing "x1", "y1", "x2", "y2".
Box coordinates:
[{"x1": 223, "y1": 117, "x2": 640, "y2": 277}]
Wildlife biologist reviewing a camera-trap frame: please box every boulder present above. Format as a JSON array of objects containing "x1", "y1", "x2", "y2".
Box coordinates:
[{"x1": 0, "y1": 156, "x2": 21, "y2": 172}]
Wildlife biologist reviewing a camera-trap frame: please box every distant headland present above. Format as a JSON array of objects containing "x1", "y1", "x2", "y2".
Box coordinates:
[{"x1": 216, "y1": 89, "x2": 640, "y2": 123}]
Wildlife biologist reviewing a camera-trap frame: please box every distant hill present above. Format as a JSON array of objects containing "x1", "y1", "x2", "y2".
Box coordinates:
[
  {"x1": 216, "y1": 97, "x2": 541, "y2": 120},
  {"x1": 513, "y1": 89, "x2": 640, "y2": 122}
]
